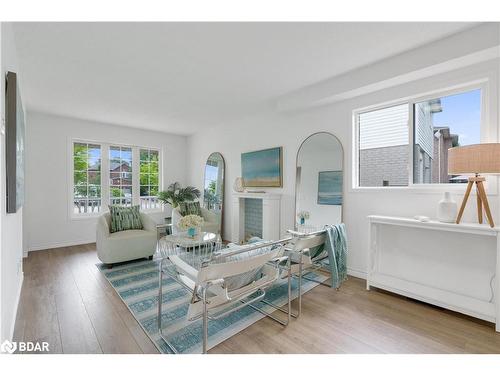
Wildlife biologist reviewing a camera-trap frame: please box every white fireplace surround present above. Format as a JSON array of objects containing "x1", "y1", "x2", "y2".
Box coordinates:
[{"x1": 231, "y1": 192, "x2": 281, "y2": 244}]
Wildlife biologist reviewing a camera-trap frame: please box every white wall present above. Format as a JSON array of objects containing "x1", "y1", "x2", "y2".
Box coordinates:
[
  {"x1": 1, "y1": 22, "x2": 25, "y2": 342},
  {"x1": 24, "y1": 111, "x2": 188, "y2": 252},
  {"x1": 187, "y1": 58, "x2": 500, "y2": 278}
]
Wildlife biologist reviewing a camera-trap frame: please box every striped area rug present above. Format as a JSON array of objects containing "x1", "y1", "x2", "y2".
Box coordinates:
[{"x1": 98, "y1": 259, "x2": 326, "y2": 354}]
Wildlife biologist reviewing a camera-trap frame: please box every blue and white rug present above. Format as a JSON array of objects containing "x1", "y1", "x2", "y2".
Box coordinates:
[{"x1": 98, "y1": 259, "x2": 326, "y2": 354}]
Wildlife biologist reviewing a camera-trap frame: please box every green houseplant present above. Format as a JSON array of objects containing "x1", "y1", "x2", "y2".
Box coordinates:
[{"x1": 157, "y1": 182, "x2": 201, "y2": 208}]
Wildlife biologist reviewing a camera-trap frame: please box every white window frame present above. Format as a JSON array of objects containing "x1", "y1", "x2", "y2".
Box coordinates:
[
  {"x1": 69, "y1": 139, "x2": 163, "y2": 219},
  {"x1": 352, "y1": 79, "x2": 494, "y2": 193}
]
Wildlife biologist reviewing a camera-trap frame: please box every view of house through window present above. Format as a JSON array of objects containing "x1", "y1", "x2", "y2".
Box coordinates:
[
  {"x1": 72, "y1": 142, "x2": 161, "y2": 215},
  {"x1": 413, "y1": 89, "x2": 481, "y2": 184},
  {"x1": 358, "y1": 103, "x2": 409, "y2": 187},
  {"x1": 73, "y1": 142, "x2": 102, "y2": 213},
  {"x1": 357, "y1": 88, "x2": 481, "y2": 187},
  {"x1": 110, "y1": 146, "x2": 133, "y2": 206}
]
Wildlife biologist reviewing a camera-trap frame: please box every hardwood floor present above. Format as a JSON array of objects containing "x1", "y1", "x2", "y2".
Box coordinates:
[{"x1": 13, "y1": 243, "x2": 500, "y2": 354}]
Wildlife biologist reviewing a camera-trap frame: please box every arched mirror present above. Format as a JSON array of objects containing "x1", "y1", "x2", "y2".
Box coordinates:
[
  {"x1": 203, "y1": 152, "x2": 225, "y2": 236},
  {"x1": 295, "y1": 132, "x2": 343, "y2": 230}
]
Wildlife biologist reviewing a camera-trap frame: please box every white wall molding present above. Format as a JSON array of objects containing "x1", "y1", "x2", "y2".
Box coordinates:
[
  {"x1": 8, "y1": 273, "x2": 23, "y2": 341},
  {"x1": 347, "y1": 267, "x2": 367, "y2": 280},
  {"x1": 277, "y1": 24, "x2": 500, "y2": 112},
  {"x1": 28, "y1": 239, "x2": 96, "y2": 253}
]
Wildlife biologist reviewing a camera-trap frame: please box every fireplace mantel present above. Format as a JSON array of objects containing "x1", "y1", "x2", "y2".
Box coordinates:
[{"x1": 231, "y1": 192, "x2": 282, "y2": 243}]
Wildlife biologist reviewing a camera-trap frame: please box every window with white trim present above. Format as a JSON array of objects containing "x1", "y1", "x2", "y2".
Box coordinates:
[
  {"x1": 139, "y1": 148, "x2": 160, "y2": 210},
  {"x1": 71, "y1": 141, "x2": 161, "y2": 216},
  {"x1": 355, "y1": 87, "x2": 482, "y2": 188},
  {"x1": 73, "y1": 142, "x2": 102, "y2": 214},
  {"x1": 109, "y1": 145, "x2": 133, "y2": 206}
]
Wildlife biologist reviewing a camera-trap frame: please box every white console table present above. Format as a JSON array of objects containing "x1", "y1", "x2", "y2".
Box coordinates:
[{"x1": 367, "y1": 215, "x2": 500, "y2": 332}]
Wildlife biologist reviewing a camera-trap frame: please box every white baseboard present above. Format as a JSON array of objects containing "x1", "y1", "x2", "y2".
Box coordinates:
[
  {"x1": 9, "y1": 272, "x2": 24, "y2": 341},
  {"x1": 28, "y1": 238, "x2": 95, "y2": 253},
  {"x1": 347, "y1": 267, "x2": 367, "y2": 280}
]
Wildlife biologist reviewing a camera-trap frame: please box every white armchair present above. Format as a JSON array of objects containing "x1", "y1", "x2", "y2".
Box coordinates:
[
  {"x1": 96, "y1": 212, "x2": 157, "y2": 267},
  {"x1": 172, "y1": 206, "x2": 220, "y2": 234}
]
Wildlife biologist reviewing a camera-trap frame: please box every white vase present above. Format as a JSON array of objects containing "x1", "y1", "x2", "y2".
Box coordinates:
[{"x1": 437, "y1": 192, "x2": 457, "y2": 223}]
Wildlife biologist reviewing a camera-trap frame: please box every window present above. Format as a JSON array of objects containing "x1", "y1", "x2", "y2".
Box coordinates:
[
  {"x1": 413, "y1": 89, "x2": 481, "y2": 184},
  {"x1": 73, "y1": 142, "x2": 101, "y2": 214},
  {"x1": 71, "y1": 141, "x2": 161, "y2": 216},
  {"x1": 109, "y1": 146, "x2": 133, "y2": 206},
  {"x1": 140, "y1": 148, "x2": 160, "y2": 210},
  {"x1": 356, "y1": 87, "x2": 482, "y2": 188},
  {"x1": 358, "y1": 103, "x2": 409, "y2": 187}
]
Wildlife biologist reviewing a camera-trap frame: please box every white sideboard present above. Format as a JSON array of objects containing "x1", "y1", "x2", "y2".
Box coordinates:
[{"x1": 367, "y1": 215, "x2": 500, "y2": 332}]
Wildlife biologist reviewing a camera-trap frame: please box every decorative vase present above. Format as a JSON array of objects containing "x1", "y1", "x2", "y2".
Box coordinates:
[
  {"x1": 187, "y1": 227, "x2": 196, "y2": 237},
  {"x1": 300, "y1": 217, "x2": 305, "y2": 225},
  {"x1": 437, "y1": 192, "x2": 457, "y2": 223},
  {"x1": 233, "y1": 177, "x2": 245, "y2": 192}
]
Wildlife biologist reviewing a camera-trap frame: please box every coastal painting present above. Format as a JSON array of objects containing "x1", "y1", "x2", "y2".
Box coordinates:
[
  {"x1": 241, "y1": 147, "x2": 282, "y2": 187},
  {"x1": 317, "y1": 171, "x2": 342, "y2": 205}
]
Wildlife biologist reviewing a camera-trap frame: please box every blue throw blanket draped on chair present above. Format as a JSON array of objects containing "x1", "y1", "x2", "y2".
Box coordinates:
[{"x1": 324, "y1": 223, "x2": 348, "y2": 289}]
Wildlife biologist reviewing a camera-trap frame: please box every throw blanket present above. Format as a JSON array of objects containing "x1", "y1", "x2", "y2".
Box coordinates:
[{"x1": 324, "y1": 223, "x2": 348, "y2": 289}]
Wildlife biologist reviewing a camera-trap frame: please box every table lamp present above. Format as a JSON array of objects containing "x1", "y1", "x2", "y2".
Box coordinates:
[{"x1": 448, "y1": 143, "x2": 500, "y2": 228}]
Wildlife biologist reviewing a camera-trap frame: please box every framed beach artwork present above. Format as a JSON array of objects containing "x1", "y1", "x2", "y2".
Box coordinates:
[
  {"x1": 317, "y1": 171, "x2": 342, "y2": 205},
  {"x1": 241, "y1": 147, "x2": 282, "y2": 187}
]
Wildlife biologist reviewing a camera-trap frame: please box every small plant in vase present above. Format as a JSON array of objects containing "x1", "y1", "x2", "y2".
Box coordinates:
[
  {"x1": 297, "y1": 210, "x2": 310, "y2": 225},
  {"x1": 178, "y1": 214, "x2": 205, "y2": 238}
]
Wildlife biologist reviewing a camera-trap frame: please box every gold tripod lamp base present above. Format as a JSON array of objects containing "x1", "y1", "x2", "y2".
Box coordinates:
[{"x1": 455, "y1": 175, "x2": 494, "y2": 228}]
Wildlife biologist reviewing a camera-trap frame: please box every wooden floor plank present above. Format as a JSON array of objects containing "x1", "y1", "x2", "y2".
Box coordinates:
[{"x1": 12, "y1": 244, "x2": 500, "y2": 354}]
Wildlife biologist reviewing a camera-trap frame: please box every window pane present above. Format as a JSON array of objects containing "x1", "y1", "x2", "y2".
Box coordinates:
[
  {"x1": 73, "y1": 142, "x2": 101, "y2": 214},
  {"x1": 110, "y1": 147, "x2": 120, "y2": 159},
  {"x1": 150, "y1": 161, "x2": 158, "y2": 174},
  {"x1": 88, "y1": 185, "x2": 101, "y2": 197},
  {"x1": 88, "y1": 172, "x2": 100, "y2": 185},
  {"x1": 140, "y1": 149, "x2": 149, "y2": 161},
  {"x1": 74, "y1": 171, "x2": 87, "y2": 185},
  {"x1": 109, "y1": 145, "x2": 133, "y2": 204},
  {"x1": 358, "y1": 104, "x2": 409, "y2": 187},
  {"x1": 413, "y1": 89, "x2": 481, "y2": 184},
  {"x1": 150, "y1": 186, "x2": 158, "y2": 196},
  {"x1": 74, "y1": 186, "x2": 87, "y2": 198},
  {"x1": 110, "y1": 172, "x2": 120, "y2": 185},
  {"x1": 150, "y1": 173, "x2": 158, "y2": 186},
  {"x1": 121, "y1": 172, "x2": 132, "y2": 185},
  {"x1": 73, "y1": 143, "x2": 88, "y2": 171},
  {"x1": 88, "y1": 157, "x2": 101, "y2": 171},
  {"x1": 140, "y1": 173, "x2": 149, "y2": 185},
  {"x1": 121, "y1": 147, "x2": 132, "y2": 162},
  {"x1": 110, "y1": 187, "x2": 124, "y2": 197},
  {"x1": 150, "y1": 150, "x2": 159, "y2": 162},
  {"x1": 140, "y1": 161, "x2": 150, "y2": 174},
  {"x1": 140, "y1": 186, "x2": 149, "y2": 196}
]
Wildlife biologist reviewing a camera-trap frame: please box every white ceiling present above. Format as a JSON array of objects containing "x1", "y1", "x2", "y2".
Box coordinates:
[{"x1": 13, "y1": 22, "x2": 477, "y2": 135}]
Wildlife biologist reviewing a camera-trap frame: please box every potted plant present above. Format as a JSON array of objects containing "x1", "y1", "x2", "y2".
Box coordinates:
[{"x1": 157, "y1": 182, "x2": 201, "y2": 208}]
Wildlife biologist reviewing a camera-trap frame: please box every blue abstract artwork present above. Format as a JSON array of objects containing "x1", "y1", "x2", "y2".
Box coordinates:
[
  {"x1": 241, "y1": 147, "x2": 282, "y2": 187},
  {"x1": 317, "y1": 171, "x2": 342, "y2": 205}
]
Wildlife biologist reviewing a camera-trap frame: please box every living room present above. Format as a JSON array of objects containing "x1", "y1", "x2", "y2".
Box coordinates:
[{"x1": 1, "y1": 1, "x2": 500, "y2": 372}]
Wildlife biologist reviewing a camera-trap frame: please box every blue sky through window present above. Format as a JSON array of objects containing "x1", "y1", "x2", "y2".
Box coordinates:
[{"x1": 431, "y1": 88, "x2": 481, "y2": 146}]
